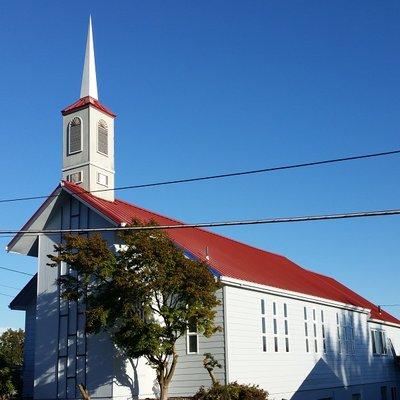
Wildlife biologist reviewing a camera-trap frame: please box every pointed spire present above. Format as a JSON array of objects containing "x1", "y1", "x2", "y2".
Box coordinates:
[{"x1": 80, "y1": 16, "x2": 98, "y2": 100}]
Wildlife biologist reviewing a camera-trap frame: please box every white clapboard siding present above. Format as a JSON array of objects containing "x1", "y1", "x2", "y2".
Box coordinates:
[
  {"x1": 169, "y1": 288, "x2": 226, "y2": 397},
  {"x1": 224, "y1": 284, "x2": 400, "y2": 400}
]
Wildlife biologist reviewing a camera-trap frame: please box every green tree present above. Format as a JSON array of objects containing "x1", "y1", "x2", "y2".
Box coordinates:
[
  {"x1": 48, "y1": 220, "x2": 221, "y2": 400},
  {"x1": 0, "y1": 329, "x2": 24, "y2": 400}
]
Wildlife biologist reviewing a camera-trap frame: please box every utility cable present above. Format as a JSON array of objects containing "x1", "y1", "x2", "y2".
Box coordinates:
[
  {"x1": 1, "y1": 208, "x2": 399, "y2": 237},
  {"x1": 0, "y1": 266, "x2": 34, "y2": 276},
  {"x1": 0, "y1": 283, "x2": 19, "y2": 290},
  {"x1": 0, "y1": 148, "x2": 399, "y2": 204}
]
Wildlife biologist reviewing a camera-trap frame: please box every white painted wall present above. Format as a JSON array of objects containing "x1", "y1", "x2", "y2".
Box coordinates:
[
  {"x1": 62, "y1": 105, "x2": 115, "y2": 201},
  {"x1": 224, "y1": 283, "x2": 400, "y2": 400}
]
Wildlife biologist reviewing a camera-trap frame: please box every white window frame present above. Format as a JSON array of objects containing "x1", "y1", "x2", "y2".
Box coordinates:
[
  {"x1": 321, "y1": 310, "x2": 327, "y2": 354},
  {"x1": 68, "y1": 117, "x2": 83, "y2": 155},
  {"x1": 261, "y1": 299, "x2": 267, "y2": 352},
  {"x1": 283, "y1": 303, "x2": 290, "y2": 353},
  {"x1": 66, "y1": 171, "x2": 83, "y2": 184},
  {"x1": 371, "y1": 329, "x2": 388, "y2": 356},
  {"x1": 96, "y1": 172, "x2": 108, "y2": 187},
  {"x1": 186, "y1": 323, "x2": 199, "y2": 355},
  {"x1": 304, "y1": 306, "x2": 310, "y2": 353},
  {"x1": 272, "y1": 301, "x2": 278, "y2": 352}
]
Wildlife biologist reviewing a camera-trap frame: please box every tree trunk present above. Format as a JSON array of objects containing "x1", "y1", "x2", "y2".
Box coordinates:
[
  {"x1": 77, "y1": 383, "x2": 91, "y2": 400},
  {"x1": 159, "y1": 381, "x2": 169, "y2": 400}
]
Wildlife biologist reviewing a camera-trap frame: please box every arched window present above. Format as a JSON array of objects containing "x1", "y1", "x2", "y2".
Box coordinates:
[
  {"x1": 68, "y1": 117, "x2": 82, "y2": 154},
  {"x1": 97, "y1": 120, "x2": 108, "y2": 155}
]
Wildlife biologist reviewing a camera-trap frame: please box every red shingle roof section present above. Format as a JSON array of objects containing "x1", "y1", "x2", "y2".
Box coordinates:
[
  {"x1": 61, "y1": 96, "x2": 116, "y2": 118},
  {"x1": 62, "y1": 180, "x2": 400, "y2": 325}
]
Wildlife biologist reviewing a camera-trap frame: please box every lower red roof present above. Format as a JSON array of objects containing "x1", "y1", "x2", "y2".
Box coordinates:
[{"x1": 63, "y1": 180, "x2": 399, "y2": 325}]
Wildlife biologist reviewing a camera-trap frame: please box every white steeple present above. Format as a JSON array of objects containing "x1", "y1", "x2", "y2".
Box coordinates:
[{"x1": 80, "y1": 16, "x2": 98, "y2": 100}]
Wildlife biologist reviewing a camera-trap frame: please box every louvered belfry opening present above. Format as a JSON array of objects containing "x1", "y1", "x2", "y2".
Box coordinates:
[
  {"x1": 68, "y1": 117, "x2": 82, "y2": 154},
  {"x1": 97, "y1": 119, "x2": 108, "y2": 155}
]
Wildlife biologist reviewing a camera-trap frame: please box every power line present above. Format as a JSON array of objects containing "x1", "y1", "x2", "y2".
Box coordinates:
[
  {"x1": 379, "y1": 304, "x2": 400, "y2": 307},
  {"x1": 0, "y1": 149, "x2": 399, "y2": 204},
  {"x1": 0, "y1": 292, "x2": 13, "y2": 298},
  {"x1": 0, "y1": 284, "x2": 19, "y2": 290},
  {"x1": 0, "y1": 266, "x2": 34, "y2": 277},
  {"x1": 1, "y1": 208, "x2": 399, "y2": 237}
]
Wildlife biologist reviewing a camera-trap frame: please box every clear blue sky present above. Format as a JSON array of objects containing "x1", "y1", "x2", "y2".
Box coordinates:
[{"x1": 0, "y1": 0, "x2": 399, "y2": 329}]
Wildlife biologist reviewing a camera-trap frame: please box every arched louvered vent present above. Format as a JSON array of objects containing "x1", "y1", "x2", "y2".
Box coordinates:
[
  {"x1": 97, "y1": 120, "x2": 108, "y2": 155},
  {"x1": 68, "y1": 117, "x2": 82, "y2": 154}
]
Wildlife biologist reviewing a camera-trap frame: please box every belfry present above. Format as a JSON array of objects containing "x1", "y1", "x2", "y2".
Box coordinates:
[{"x1": 61, "y1": 17, "x2": 116, "y2": 201}]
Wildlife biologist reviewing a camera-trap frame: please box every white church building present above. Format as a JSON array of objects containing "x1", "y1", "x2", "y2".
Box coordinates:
[{"x1": 8, "y1": 19, "x2": 400, "y2": 400}]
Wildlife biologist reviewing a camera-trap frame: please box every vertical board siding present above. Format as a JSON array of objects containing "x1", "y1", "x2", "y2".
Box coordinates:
[
  {"x1": 23, "y1": 299, "x2": 36, "y2": 398},
  {"x1": 224, "y1": 285, "x2": 400, "y2": 400}
]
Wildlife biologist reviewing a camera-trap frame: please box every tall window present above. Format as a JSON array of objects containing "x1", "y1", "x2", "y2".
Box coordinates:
[
  {"x1": 261, "y1": 299, "x2": 266, "y2": 352},
  {"x1": 273, "y1": 302, "x2": 278, "y2": 352},
  {"x1": 97, "y1": 120, "x2": 108, "y2": 155},
  {"x1": 321, "y1": 310, "x2": 327, "y2": 353},
  {"x1": 371, "y1": 329, "x2": 387, "y2": 355},
  {"x1": 337, "y1": 313, "x2": 342, "y2": 354},
  {"x1": 313, "y1": 308, "x2": 318, "y2": 353},
  {"x1": 284, "y1": 303, "x2": 289, "y2": 352},
  {"x1": 304, "y1": 307, "x2": 309, "y2": 353},
  {"x1": 68, "y1": 117, "x2": 82, "y2": 154},
  {"x1": 187, "y1": 320, "x2": 198, "y2": 354}
]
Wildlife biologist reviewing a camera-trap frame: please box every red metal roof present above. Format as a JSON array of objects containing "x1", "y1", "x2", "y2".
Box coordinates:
[
  {"x1": 61, "y1": 96, "x2": 116, "y2": 118},
  {"x1": 63, "y1": 180, "x2": 399, "y2": 325}
]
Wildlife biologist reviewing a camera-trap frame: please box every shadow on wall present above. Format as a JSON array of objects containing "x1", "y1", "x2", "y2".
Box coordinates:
[
  {"x1": 291, "y1": 310, "x2": 399, "y2": 400},
  {"x1": 35, "y1": 289, "x2": 142, "y2": 399},
  {"x1": 113, "y1": 352, "x2": 140, "y2": 399}
]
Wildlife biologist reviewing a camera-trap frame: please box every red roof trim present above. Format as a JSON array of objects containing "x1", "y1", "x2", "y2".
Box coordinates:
[{"x1": 61, "y1": 96, "x2": 116, "y2": 118}]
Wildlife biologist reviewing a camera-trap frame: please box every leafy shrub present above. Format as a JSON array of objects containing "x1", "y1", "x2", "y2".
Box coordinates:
[{"x1": 193, "y1": 382, "x2": 268, "y2": 400}]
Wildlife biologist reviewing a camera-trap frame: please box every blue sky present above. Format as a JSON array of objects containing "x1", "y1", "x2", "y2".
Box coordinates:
[{"x1": 0, "y1": 0, "x2": 399, "y2": 328}]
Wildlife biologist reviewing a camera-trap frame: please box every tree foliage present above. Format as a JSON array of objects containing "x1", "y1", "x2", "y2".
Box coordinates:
[
  {"x1": 48, "y1": 220, "x2": 221, "y2": 400},
  {"x1": 0, "y1": 329, "x2": 24, "y2": 399}
]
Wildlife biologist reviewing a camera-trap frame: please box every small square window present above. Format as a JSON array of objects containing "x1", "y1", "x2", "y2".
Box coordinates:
[
  {"x1": 97, "y1": 173, "x2": 108, "y2": 187},
  {"x1": 67, "y1": 171, "x2": 83, "y2": 184}
]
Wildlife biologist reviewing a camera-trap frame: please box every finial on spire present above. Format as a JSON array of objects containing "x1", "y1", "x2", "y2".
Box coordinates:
[{"x1": 80, "y1": 16, "x2": 98, "y2": 100}]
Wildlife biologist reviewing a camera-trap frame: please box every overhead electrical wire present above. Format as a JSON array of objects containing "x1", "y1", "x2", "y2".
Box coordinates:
[
  {"x1": 0, "y1": 283, "x2": 19, "y2": 290},
  {"x1": 0, "y1": 148, "x2": 399, "y2": 204},
  {"x1": 0, "y1": 208, "x2": 399, "y2": 237},
  {"x1": 0, "y1": 292, "x2": 13, "y2": 298},
  {"x1": 0, "y1": 266, "x2": 34, "y2": 277}
]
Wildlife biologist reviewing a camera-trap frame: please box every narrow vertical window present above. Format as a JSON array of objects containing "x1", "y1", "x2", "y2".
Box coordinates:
[
  {"x1": 187, "y1": 321, "x2": 198, "y2": 354},
  {"x1": 283, "y1": 303, "x2": 289, "y2": 352},
  {"x1": 97, "y1": 119, "x2": 108, "y2": 155},
  {"x1": 348, "y1": 313, "x2": 355, "y2": 354},
  {"x1": 381, "y1": 386, "x2": 387, "y2": 400},
  {"x1": 68, "y1": 117, "x2": 82, "y2": 154},
  {"x1": 313, "y1": 308, "x2": 318, "y2": 353},
  {"x1": 261, "y1": 299, "x2": 266, "y2": 352},
  {"x1": 321, "y1": 310, "x2": 326, "y2": 353},
  {"x1": 304, "y1": 307, "x2": 309, "y2": 353},
  {"x1": 337, "y1": 313, "x2": 342, "y2": 354},
  {"x1": 273, "y1": 302, "x2": 278, "y2": 352}
]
